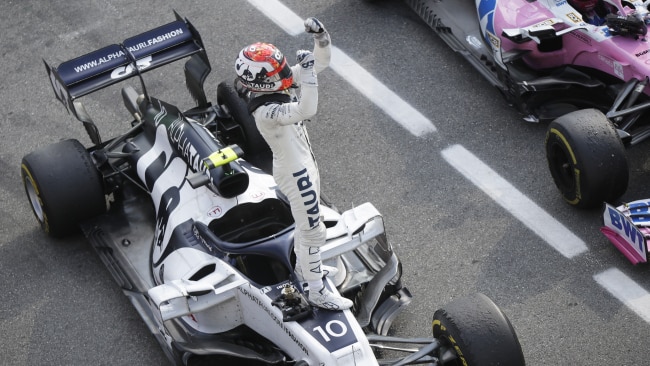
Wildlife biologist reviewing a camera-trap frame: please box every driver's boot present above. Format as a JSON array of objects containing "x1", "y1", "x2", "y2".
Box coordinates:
[
  {"x1": 294, "y1": 262, "x2": 338, "y2": 281},
  {"x1": 308, "y1": 287, "x2": 353, "y2": 310}
]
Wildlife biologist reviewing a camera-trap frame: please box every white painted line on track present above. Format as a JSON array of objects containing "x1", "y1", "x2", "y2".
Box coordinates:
[
  {"x1": 328, "y1": 49, "x2": 436, "y2": 137},
  {"x1": 246, "y1": 0, "x2": 437, "y2": 137},
  {"x1": 594, "y1": 268, "x2": 650, "y2": 323},
  {"x1": 442, "y1": 144, "x2": 588, "y2": 258},
  {"x1": 246, "y1": 0, "x2": 304, "y2": 35}
]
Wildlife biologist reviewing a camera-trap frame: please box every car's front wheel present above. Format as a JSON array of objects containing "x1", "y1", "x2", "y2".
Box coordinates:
[
  {"x1": 432, "y1": 293, "x2": 525, "y2": 365},
  {"x1": 545, "y1": 108, "x2": 628, "y2": 209},
  {"x1": 21, "y1": 139, "x2": 106, "y2": 238}
]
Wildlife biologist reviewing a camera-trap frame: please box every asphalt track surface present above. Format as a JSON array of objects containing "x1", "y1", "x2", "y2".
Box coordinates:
[{"x1": 3, "y1": 0, "x2": 650, "y2": 365}]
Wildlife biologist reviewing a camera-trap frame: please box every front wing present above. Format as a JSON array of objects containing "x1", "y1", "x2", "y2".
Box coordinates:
[{"x1": 601, "y1": 201, "x2": 650, "y2": 264}]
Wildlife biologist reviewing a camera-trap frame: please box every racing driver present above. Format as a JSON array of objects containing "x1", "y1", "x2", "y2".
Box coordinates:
[
  {"x1": 234, "y1": 17, "x2": 353, "y2": 310},
  {"x1": 568, "y1": 0, "x2": 613, "y2": 25}
]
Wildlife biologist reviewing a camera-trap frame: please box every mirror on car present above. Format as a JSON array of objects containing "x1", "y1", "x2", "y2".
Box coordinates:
[{"x1": 528, "y1": 26, "x2": 556, "y2": 39}]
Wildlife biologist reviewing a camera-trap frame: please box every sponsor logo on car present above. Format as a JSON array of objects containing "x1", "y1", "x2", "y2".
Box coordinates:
[
  {"x1": 207, "y1": 206, "x2": 223, "y2": 218},
  {"x1": 567, "y1": 12, "x2": 582, "y2": 24}
]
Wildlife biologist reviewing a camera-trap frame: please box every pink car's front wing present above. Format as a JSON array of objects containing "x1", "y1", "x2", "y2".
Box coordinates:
[{"x1": 601, "y1": 202, "x2": 650, "y2": 264}]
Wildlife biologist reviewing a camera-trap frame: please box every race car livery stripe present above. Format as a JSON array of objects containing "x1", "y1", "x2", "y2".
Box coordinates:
[
  {"x1": 477, "y1": 0, "x2": 497, "y2": 43},
  {"x1": 477, "y1": 0, "x2": 497, "y2": 16}
]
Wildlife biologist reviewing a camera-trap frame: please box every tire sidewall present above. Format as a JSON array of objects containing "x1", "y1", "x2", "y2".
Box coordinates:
[
  {"x1": 21, "y1": 139, "x2": 106, "y2": 237},
  {"x1": 545, "y1": 124, "x2": 582, "y2": 204},
  {"x1": 545, "y1": 108, "x2": 628, "y2": 208},
  {"x1": 432, "y1": 318, "x2": 471, "y2": 365},
  {"x1": 432, "y1": 293, "x2": 525, "y2": 366}
]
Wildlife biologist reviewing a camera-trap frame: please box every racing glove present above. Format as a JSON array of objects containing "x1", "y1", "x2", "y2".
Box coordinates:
[
  {"x1": 297, "y1": 50, "x2": 315, "y2": 69},
  {"x1": 304, "y1": 17, "x2": 330, "y2": 47},
  {"x1": 296, "y1": 50, "x2": 317, "y2": 86},
  {"x1": 304, "y1": 17, "x2": 326, "y2": 35}
]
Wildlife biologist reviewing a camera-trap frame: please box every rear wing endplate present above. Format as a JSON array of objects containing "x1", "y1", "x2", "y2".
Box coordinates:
[{"x1": 44, "y1": 12, "x2": 210, "y2": 123}]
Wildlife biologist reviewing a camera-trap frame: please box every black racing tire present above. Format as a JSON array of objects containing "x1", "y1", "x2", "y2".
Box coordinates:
[
  {"x1": 21, "y1": 139, "x2": 106, "y2": 238},
  {"x1": 432, "y1": 293, "x2": 525, "y2": 366},
  {"x1": 216, "y1": 81, "x2": 271, "y2": 157},
  {"x1": 545, "y1": 108, "x2": 628, "y2": 209}
]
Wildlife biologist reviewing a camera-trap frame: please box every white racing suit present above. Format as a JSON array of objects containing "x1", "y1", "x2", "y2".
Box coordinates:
[{"x1": 250, "y1": 35, "x2": 331, "y2": 285}]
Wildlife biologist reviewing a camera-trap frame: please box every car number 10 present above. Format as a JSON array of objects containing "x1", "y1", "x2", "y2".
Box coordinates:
[{"x1": 313, "y1": 320, "x2": 348, "y2": 342}]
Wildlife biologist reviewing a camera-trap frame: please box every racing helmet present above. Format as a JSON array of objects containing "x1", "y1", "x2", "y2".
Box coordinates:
[
  {"x1": 568, "y1": 0, "x2": 599, "y2": 12},
  {"x1": 235, "y1": 42, "x2": 293, "y2": 93}
]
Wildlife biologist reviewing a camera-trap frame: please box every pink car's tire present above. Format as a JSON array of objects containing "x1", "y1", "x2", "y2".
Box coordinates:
[
  {"x1": 432, "y1": 293, "x2": 526, "y2": 366},
  {"x1": 545, "y1": 109, "x2": 628, "y2": 209}
]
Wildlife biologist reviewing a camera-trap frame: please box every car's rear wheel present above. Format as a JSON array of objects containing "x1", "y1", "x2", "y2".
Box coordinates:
[
  {"x1": 545, "y1": 108, "x2": 628, "y2": 209},
  {"x1": 21, "y1": 139, "x2": 106, "y2": 238},
  {"x1": 432, "y1": 293, "x2": 525, "y2": 366}
]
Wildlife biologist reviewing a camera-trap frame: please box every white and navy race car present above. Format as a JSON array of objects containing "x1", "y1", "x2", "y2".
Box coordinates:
[{"x1": 21, "y1": 12, "x2": 525, "y2": 365}]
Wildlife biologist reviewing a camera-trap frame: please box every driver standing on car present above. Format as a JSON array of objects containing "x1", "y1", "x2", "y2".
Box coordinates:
[{"x1": 233, "y1": 17, "x2": 353, "y2": 310}]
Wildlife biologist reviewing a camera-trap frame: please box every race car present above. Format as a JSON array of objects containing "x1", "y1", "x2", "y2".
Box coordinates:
[
  {"x1": 21, "y1": 12, "x2": 526, "y2": 365},
  {"x1": 402, "y1": 0, "x2": 650, "y2": 208},
  {"x1": 601, "y1": 199, "x2": 650, "y2": 264}
]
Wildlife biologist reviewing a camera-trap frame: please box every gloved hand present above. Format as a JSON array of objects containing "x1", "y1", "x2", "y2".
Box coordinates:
[
  {"x1": 296, "y1": 50, "x2": 315, "y2": 69},
  {"x1": 304, "y1": 17, "x2": 326, "y2": 34},
  {"x1": 296, "y1": 50, "x2": 317, "y2": 86}
]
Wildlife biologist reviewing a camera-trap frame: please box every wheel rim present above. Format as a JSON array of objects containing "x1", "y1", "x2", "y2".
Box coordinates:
[
  {"x1": 548, "y1": 141, "x2": 576, "y2": 194},
  {"x1": 24, "y1": 178, "x2": 44, "y2": 223},
  {"x1": 436, "y1": 335, "x2": 461, "y2": 365}
]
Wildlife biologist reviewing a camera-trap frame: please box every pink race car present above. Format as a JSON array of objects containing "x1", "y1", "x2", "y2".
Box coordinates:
[
  {"x1": 602, "y1": 199, "x2": 650, "y2": 264},
  {"x1": 405, "y1": 0, "x2": 650, "y2": 208}
]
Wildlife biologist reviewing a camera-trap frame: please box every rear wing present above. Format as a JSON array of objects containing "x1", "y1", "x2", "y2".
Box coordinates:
[{"x1": 44, "y1": 12, "x2": 211, "y2": 140}]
